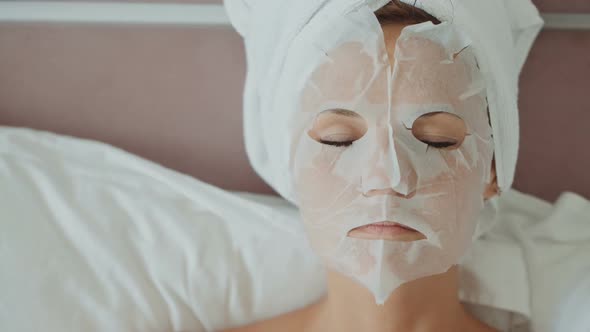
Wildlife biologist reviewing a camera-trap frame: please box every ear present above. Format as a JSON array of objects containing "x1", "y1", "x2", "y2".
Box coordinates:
[{"x1": 483, "y1": 157, "x2": 500, "y2": 200}]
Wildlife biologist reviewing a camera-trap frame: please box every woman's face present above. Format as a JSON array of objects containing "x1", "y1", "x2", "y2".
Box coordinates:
[{"x1": 288, "y1": 7, "x2": 494, "y2": 303}]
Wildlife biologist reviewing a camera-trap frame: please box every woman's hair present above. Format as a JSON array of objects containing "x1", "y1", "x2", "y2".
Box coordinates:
[{"x1": 375, "y1": 0, "x2": 441, "y2": 25}]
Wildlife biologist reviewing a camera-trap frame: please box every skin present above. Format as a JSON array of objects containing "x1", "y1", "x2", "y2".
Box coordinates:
[{"x1": 222, "y1": 22, "x2": 500, "y2": 332}]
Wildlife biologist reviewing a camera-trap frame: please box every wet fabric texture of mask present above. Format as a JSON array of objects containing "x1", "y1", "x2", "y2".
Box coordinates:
[{"x1": 284, "y1": 5, "x2": 494, "y2": 304}]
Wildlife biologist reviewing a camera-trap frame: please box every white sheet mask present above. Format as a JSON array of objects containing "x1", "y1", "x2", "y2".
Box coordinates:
[{"x1": 288, "y1": 5, "x2": 494, "y2": 304}]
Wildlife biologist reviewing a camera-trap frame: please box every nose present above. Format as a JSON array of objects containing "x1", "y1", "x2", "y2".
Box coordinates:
[{"x1": 360, "y1": 123, "x2": 416, "y2": 197}]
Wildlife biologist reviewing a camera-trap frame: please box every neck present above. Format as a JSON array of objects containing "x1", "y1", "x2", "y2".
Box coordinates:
[{"x1": 307, "y1": 266, "x2": 479, "y2": 332}]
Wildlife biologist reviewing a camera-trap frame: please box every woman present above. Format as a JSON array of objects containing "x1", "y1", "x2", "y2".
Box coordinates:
[{"x1": 222, "y1": 0, "x2": 543, "y2": 331}]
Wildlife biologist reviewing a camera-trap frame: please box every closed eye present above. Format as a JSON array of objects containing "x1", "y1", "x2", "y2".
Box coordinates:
[
  {"x1": 409, "y1": 111, "x2": 466, "y2": 150},
  {"x1": 308, "y1": 109, "x2": 367, "y2": 148},
  {"x1": 422, "y1": 140, "x2": 456, "y2": 149},
  {"x1": 406, "y1": 127, "x2": 460, "y2": 149},
  {"x1": 319, "y1": 139, "x2": 354, "y2": 147}
]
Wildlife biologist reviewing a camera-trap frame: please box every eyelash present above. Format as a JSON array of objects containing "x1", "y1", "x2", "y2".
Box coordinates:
[
  {"x1": 319, "y1": 140, "x2": 456, "y2": 149},
  {"x1": 319, "y1": 139, "x2": 354, "y2": 147},
  {"x1": 424, "y1": 141, "x2": 456, "y2": 149}
]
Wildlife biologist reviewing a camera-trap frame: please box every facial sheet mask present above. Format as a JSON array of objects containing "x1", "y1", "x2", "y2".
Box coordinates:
[{"x1": 288, "y1": 5, "x2": 494, "y2": 304}]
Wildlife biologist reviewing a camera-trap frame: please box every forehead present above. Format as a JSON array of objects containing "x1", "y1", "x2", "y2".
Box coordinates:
[{"x1": 300, "y1": 30, "x2": 478, "y2": 113}]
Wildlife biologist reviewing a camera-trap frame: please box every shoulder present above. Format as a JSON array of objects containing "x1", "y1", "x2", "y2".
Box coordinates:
[{"x1": 221, "y1": 305, "x2": 313, "y2": 332}]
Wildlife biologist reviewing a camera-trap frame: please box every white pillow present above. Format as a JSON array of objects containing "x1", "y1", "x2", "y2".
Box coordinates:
[{"x1": 0, "y1": 126, "x2": 326, "y2": 331}]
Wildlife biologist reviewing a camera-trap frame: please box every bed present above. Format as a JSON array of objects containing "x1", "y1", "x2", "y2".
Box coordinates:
[{"x1": 0, "y1": 2, "x2": 589, "y2": 331}]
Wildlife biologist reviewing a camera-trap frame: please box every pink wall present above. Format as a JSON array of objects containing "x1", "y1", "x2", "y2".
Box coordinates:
[
  {"x1": 0, "y1": 3, "x2": 589, "y2": 202},
  {"x1": 27, "y1": 0, "x2": 590, "y2": 12},
  {"x1": 515, "y1": 29, "x2": 590, "y2": 202}
]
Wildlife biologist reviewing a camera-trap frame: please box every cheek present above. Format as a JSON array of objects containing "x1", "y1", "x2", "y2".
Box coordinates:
[
  {"x1": 296, "y1": 166, "x2": 349, "y2": 204},
  {"x1": 451, "y1": 154, "x2": 491, "y2": 222},
  {"x1": 295, "y1": 174, "x2": 360, "y2": 258},
  {"x1": 412, "y1": 145, "x2": 490, "y2": 228},
  {"x1": 294, "y1": 153, "x2": 363, "y2": 252},
  {"x1": 295, "y1": 158, "x2": 362, "y2": 215},
  {"x1": 413, "y1": 173, "x2": 458, "y2": 232}
]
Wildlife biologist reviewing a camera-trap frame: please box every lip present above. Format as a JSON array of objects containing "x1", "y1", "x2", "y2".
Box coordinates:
[{"x1": 347, "y1": 221, "x2": 426, "y2": 242}]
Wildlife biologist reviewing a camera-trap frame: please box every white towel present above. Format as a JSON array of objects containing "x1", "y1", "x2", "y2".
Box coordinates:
[{"x1": 224, "y1": 0, "x2": 544, "y2": 204}]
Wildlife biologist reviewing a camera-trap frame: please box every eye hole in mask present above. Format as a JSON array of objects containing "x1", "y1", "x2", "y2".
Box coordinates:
[
  {"x1": 307, "y1": 108, "x2": 368, "y2": 147},
  {"x1": 409, "y1": 111, "x2": 467, "y2": 150}
]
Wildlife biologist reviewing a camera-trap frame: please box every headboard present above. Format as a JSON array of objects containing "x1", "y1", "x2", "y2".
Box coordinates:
[{"x1": 0, "y1": 1, "x2": 589, "y2": 202}]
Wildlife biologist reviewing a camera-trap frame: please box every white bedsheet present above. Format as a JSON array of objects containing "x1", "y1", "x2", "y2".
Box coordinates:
[{"x1": 0, "y1": 126, "x2": 588, "y2": 331}]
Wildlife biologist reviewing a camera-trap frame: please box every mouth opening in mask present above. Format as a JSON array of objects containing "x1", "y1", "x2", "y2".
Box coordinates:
[{"x1": 348, "y1": 220, "x2": 427, "y2": 242}]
